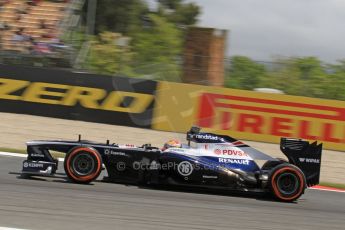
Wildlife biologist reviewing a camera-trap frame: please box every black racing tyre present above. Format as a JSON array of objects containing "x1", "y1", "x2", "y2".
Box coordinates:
[
  {"x1": 276, "y1": 157, "x2": 288, "y2": 163},
  {"x1": 269, "y1": 164, "x2": 306, "y2": 202},
  {"x1": 261, "y1": 157, "x2": 288, "y2": 170},
  {"x1": 64, "y1": 147, "x2": 102, "y2": 184}
]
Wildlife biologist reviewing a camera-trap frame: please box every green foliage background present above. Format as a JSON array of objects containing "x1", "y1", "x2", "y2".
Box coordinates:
[
  {"x1": 81, "y1": 0, "x2": 345, "y2": 101},
  {"x1": 226, "y1": 56, "x2": 345, "y2": 100}
]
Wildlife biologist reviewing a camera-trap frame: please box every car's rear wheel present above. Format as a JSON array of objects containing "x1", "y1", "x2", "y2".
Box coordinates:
[
  {"x1": 261, "y1": 157, "x2": 288, "y2": 170},
  {"x1": 269, "y1": 164, "x2": 306, "y2": 202},
  {"x1": 64, "y1": 147, "x2": 102, "y2": 184}
]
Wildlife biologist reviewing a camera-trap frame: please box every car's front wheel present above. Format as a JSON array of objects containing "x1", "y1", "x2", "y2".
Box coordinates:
[
  {"x1": 269, "y1": 164, "x2": 306, "y2": 202},
  {"x1": 64, "y1": 147, "x2": 102, "y2": 184}
]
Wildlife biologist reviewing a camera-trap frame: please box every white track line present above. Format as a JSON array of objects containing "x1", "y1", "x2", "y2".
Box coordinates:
[
  {"x1": 309, "y1": 187, "x2": 345, "y2": 193},
  {"x1": 0, "y1": 227, "x2": 29, "y2": 230},
  {"x1": 0, "y1": 152, "x2": 26, "y2": 158},
  {"x1": 0, "y1": 151, "x2": 64, "y2": 161}
]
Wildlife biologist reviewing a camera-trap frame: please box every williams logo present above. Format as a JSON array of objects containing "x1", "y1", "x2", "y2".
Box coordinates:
[{"x1": 299, "y1": 158, "x2": 320, "y2": 164}]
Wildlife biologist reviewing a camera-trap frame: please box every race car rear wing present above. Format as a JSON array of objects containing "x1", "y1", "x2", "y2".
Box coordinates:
[{"x1": 280, "y1": 138, "x2": 322, "y2": 187}]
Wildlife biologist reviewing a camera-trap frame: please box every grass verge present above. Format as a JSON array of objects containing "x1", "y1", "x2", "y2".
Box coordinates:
[
  {"x1": 0, "y1": 147, "x2": 27, "y2": 154},
  {"x1": 319, "y1": 182, "x2": 345, "y2": 190}
]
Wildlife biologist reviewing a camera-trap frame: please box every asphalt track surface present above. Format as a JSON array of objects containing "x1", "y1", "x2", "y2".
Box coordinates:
[{"x1": 0, "y1": 155, "x2": 344, "y2": 230}]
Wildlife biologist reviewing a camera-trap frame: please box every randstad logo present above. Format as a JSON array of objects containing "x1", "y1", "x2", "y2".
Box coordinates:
[{"x1": 196, "y1": 134, "x2": 219, "y2": 141}]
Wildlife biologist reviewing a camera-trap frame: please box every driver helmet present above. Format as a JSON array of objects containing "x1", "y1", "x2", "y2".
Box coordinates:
[{"x1": 162, "y1": 139, "x2": 182, "y2": 151}]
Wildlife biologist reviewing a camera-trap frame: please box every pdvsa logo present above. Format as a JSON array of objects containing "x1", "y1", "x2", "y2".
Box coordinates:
[
  {"x1": 214, "y1": 149, "x2": 248, "y2": 156},
  {"x1": 214, "y1": 149, "x2": 222, "y2": 155}
]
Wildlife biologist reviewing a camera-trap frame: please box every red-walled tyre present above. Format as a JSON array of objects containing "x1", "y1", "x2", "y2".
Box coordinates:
[
  {"x1": 269, "y1": 164, "x2": 306, "y2": 202},
  {"x1": 64, "y1": 147, "x2": 102, "y2": 184}
]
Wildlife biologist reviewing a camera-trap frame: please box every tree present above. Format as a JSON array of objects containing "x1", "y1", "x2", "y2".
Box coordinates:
[
  {"x1": 255, "y1": 56, "x2": 345, "y2": 100},
  {"x1": 86, "y1": 32, "x2": 133, "y2": 75},
  {"x1": 323, "y1": 60, "x2": 345, "y2": 100},
  {"x1": 157, "y1": 0, "x2": 200, "y2": 26},
  {"x1": 260, "y1": 57, "x2": 328, "y2": 98},
  {"x1": 129, "y1": 14, "x2": 183, "y2": 81},
  {"x1": 258, "y1": 59, "x2": 302, "y2": 95},
  {"x1": 294, "y1": 57, "x2": 327, "y2": 98},
  {"x1": 89, "y1": 0, "x2": 149, "y2": 35},
  {"x1": 225, "y1": 56, "x2": 266, "y2": 90},
  {"x1": 84, "y1": 0, "x2": 200, "y2": 35},
  {"x1": 82, "y1": 0, "x2": 200, "y2": 81}
]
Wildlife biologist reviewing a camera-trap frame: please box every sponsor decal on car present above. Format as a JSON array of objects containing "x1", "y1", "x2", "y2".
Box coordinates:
[
  {"x1": 214, "y1": 149, "x2": 248, "y2": 157},
  {"x1": 299, "y1": 158, "x2": 320, "y2": 164},
  {"x1": 214, "y1": 149, "x2": 222, "y2": 155},
  {"x1": 30, "y1": 153, "x2": 45, "y2": 158},
  {"x1": 171, "y1": 146, "x2": 252, "y2": 160},
  {"x1": 177, "y1": 161, "x2": 193, "y2": 176},
  {"x1": 117, "y1": 144, "x2": 136, "y2": 148},
  {"x1": 202, "y1": 175, "x2": 218, "y2": 179},
  {"x1": 195, "y1": 134, "x2": 224, "y2": 141},
  {"x1": 23, "y1": 162, "x2": 44, "y2": 168},
  {"x1": 218, "y1": 158, "x2": 250, "y2": 165},
  {"x1": 167, "y1": 148, "x2": 186, "y2": 153},
  {"x1": 104, "y1": 149, "x2": 127, "y2": 156}
]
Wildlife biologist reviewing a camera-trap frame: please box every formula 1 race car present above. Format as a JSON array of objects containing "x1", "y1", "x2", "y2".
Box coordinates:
[{"x1": 21, "y1": 126, "x2": 322, "y2": 202}]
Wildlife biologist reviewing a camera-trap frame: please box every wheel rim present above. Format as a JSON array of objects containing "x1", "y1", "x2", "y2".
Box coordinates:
[
  {"x1": 276, "y1": 172, "x2": 299, "y2": 196},
  {"x1": 71, "y1": 152, "x2": 95, "y2": 176}
]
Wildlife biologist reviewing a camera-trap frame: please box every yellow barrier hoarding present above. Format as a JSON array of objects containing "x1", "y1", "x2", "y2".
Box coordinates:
[{"x1": 153, "y1": 82, "x2": 345, "y2": 151}]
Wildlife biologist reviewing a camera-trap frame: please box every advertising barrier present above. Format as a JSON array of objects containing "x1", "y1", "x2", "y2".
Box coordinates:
[
  {"x1": 1, "y1": 64, "x2": 344, "y2": 151},
  {"x1": 0, "y1": 64, "x2": 157, "y2": 128},
  {"x1": 153, "y1": 82, "x2": 345, "y2": 151}
]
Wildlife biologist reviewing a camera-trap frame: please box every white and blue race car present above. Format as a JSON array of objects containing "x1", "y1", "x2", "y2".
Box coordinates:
[{"x1": 21, "y1": 126, "x2": 322, "y2": 202}]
